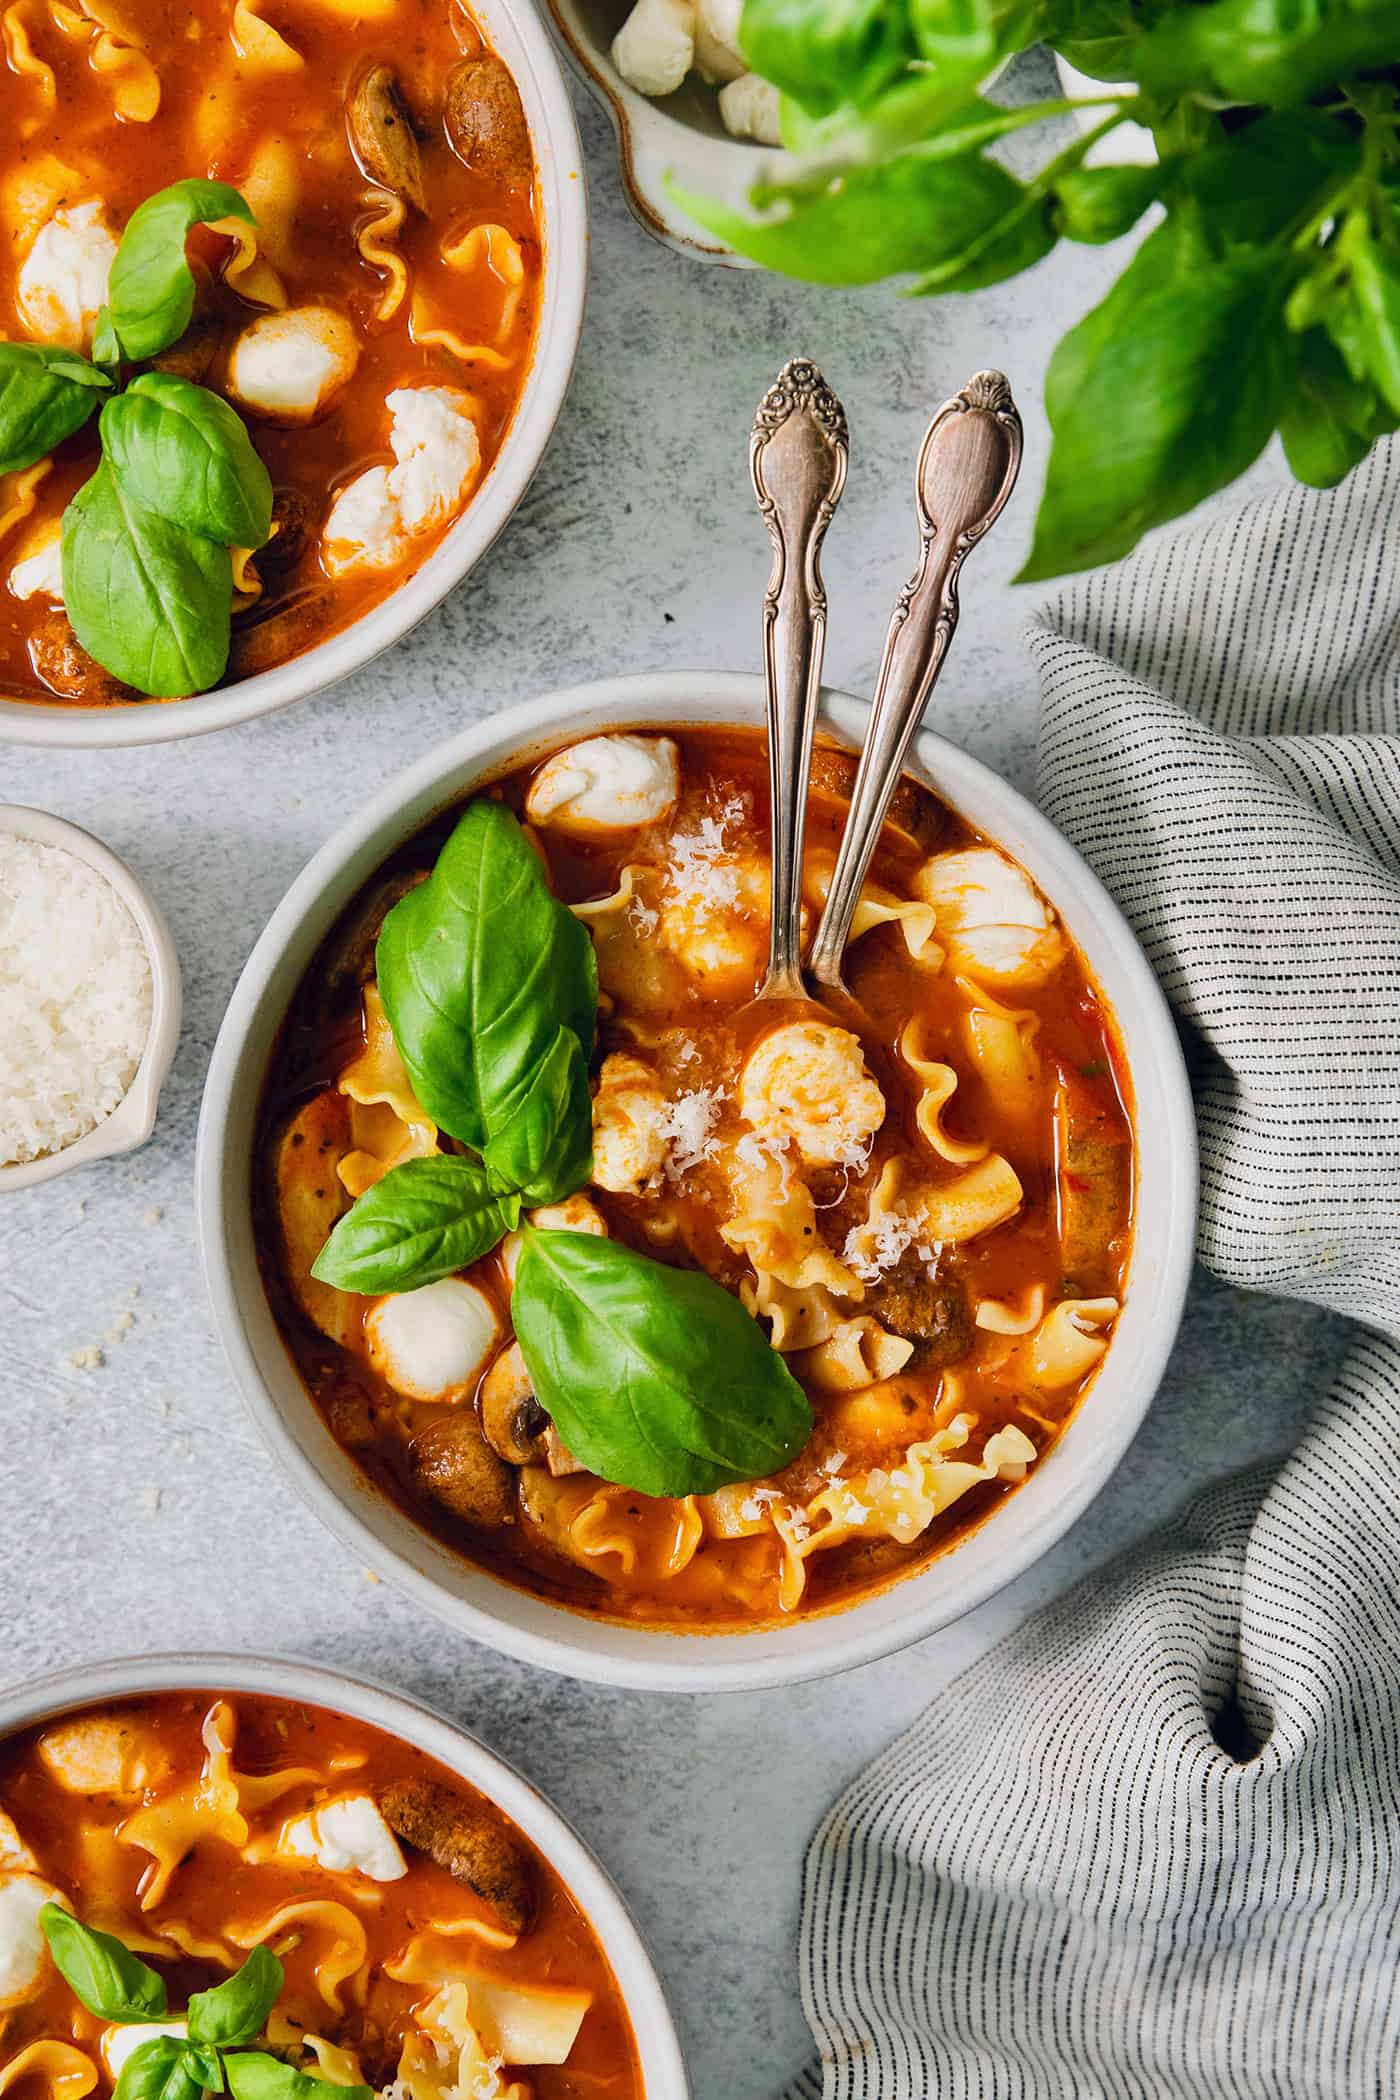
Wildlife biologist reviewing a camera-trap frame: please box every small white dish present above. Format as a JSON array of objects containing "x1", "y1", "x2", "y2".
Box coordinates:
[
  {"x1": 196, "y1": 670, "x2": 1198, "y2": 1693},
  {"x1": 0, "y1": 0, "x2": 588, "y2": 751},
  {"x1": 0, "y1": 805, "x2": 182, "y2": 1191},
  {"x1": 0, "y1": 1651, "x2": 690, "y2": 2097}
]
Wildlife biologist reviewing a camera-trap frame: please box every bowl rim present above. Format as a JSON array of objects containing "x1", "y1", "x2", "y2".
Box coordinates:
[
  {"x1": 196, "y1": 668, "x2": 1198, "y2": 1692},
  {"x1": 0, "y1": 1649, "x2": 690, "y2": 2097},
  {"x1": 0, "y1": 4, "x2": 589, "y2": 752},
  {"x1": 0, "y1": 803, "x2": 183, "y2": 1190}
]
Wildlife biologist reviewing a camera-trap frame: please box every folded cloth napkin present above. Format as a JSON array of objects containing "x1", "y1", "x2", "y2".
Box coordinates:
[{"x1": 785, "y1": 444, "x2": 1400, "y2": 2100}]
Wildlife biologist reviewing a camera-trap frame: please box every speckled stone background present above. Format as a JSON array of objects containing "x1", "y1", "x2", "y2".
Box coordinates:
[{"x1": 0, "y1": 54, "x2": 1345, "y2": 2100}]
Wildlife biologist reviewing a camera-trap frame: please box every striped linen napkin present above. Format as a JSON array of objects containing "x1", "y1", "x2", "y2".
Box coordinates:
[{"x1": 785, "y1": 444, "x2": 1400, "y2": 2100}]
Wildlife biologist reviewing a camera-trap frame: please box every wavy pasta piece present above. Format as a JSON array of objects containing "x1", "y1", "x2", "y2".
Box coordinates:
[
  {"x1": 915, "y1": 1154, "x2": 1023, "y2": 1245},
  {"x1": 570, "y1": 865, "x2": 651, "y2": 928},
  {"x1": 89, "y1": 28, "x2": 159, "y2": 117},
  {"x1": 804, "y1": 848, "x2": 941, "y2": 965},
  {"x1": 384, "y1": 1918, "x2": 519, "y2": 1986},
  {"x1": 1021, "y1": 1297, "x2": 1118, "y2": 1389},
  {"x1": 795, "y1": 1316, "x2": 913, "y2": 1393},
  {"x1": 409, "y1": 295, "x2": 514, "y2": 372},
  {"x1": 355, "y1": 190, "x2": 408, "y2": 322},
  {"x1": 721, "y1": 1145, "x2": 862, "y2": 1296},
  {"x1": 520, "y1": 1471, "x2": 705, "y2": 1590},
  {"x1": 975, "y1": 1282, "x2": 1045, "y2": 1334},
  {"x1": 230, "y1": 1902, "x2": 368, "y2": 2014},
  {"x1": 336, "y1": 984, "x2": 438, "y2": 1195},
  {"x1": 0, "y1": 464, "x2": 52, "y2": 549},
  {"x1": 3, "y1": 0, "x2": 57, "y2": 107},
  {"x1": 231, "y1": 0, "x2": 303, "y2": 68},
  {"x1": 217, "y1": 217, "x2": 287, "y2": 308},
  {"x1": 0, "y1": 2044, "x2": 98, "y2": 2100},
  {"x1": 397, "y1": 1983, "x2": 528, "y2": 2100},
  {"x1": 230, "y1": 544, "x2": 263, "y2": 612},
  {"x1": 264, "y1": 2014, "x2": 368, "y2": 2086},
  {"x1": 216, "y1": 136, "x2": 299, "y2": 308},
  {"x1": 900, "y1": 1020, "x2": 989, "y2": 1166},
  {"x1": 741, "y1": 1271, "x2": 842, "y2": 1353},
  {"x1": 117, "y1": 1706, "x2": 248, "y2": 1907},
  {"x1": 440, "y1": 221, "x2": 526, "y2": 341},
  {"x1": 954, "y1": 972, "x2": 1042, "y2": 1126},
  {"x1": 698, "y1": 1484, "x2": 773, "y2": 1539}
]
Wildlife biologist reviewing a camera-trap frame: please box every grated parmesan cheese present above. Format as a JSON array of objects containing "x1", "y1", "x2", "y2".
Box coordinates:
[
  {"x1": 662, "y1": 792, "x2": 749, "y2": 915},
  {"x1": 0, "y1": 838, "x2": 152, "y2": 1167},
  {"x1": 656, "y1": 1084, "x2": 724, "y2": 1180}
]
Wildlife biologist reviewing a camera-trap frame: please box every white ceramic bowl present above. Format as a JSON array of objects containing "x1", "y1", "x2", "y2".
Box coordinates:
[
  {"x1": 0, "y1": 1651, "x2": 689, "y2": 2096},
  {"x1": 196, "y1": 670, "x2": 1197, "y2": 1692},
  {"x1": 0, "y1": 14, "x2": 588, "y2": 752},
  {"x1": 0, "y1": 804, "x2": 182, "y2": 1191}
]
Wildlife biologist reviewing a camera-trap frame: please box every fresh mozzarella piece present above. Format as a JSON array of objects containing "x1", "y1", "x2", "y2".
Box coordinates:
[
  {"x1": 322, "y1": 387, "x2": 480, "y2": 577},
  {"x1": 386, "y1": 386, "x2": 481, "y2": 533},
  {"x1": 525, "y1": 735, "x2": 680, "y2": 837},
  {"x1": 463, "y1": 1970, "x2": 592, "y2": 2066},
  {"x1": 37, "y1": 1714, "x2": 162, "y2": 1796},
  {"x1": 0, "y1": 1876, "x2": 62, "y2": 2010},
  {"x1": 693, "y1": 0, "x2": 745, "y2": 80},
  {"x1": 591, "y1": 1053, "x2": 669, "y2": 1195},
  {"x1": 500, "y1": 1194, "x2": 607, "y2": 1287},
  {"x1": 611, "y1": 0, "x2": 694, "y2": 95},
  {"x1": 718, "y1": 72, "x2": 783, "y2": 142},
  {"x1": 227, "y1": 306, "x2": 360, "y2": 424},
  {"x1": 740, "y1": 1018, "x2": 885, "y2": 1168},
  {"x1": 17, "y1": 200, "x2": 117, "y2": 351},
  {"x1": 913, "y1": 846, "x2": 1065, "y2": 987},
  {"x1": 9, "y1": 522, "x2": 63, "y2": 605},
  {"x1": 365, "y1": 1278, "x2": 499, "y2": 1401},
  {"x1": 280, "y1": 1794, "x2": 406, "y2": 1882},
  {"x1": 0, "y1": 1813, "x2": 36, "y2": 1876},
  {"x1": 102, "y1": 2024, "x2": 188, "y2": 2081}
]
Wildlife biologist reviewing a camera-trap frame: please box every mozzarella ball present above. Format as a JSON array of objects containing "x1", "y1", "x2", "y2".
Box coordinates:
[
  {"x1": 0, "y1": 1876, "x2": 62, "y2": 2010},
  {"x1": 322, "y1": 387, "x2": 480, "y2": 578},
  {"x1": 611, "y1": 0, "x2": 694, "y2": 96},
  {"x1": 322, "y1": 465, "x2": 400, "y2": 575},
  {"x1": 718, "y1": 73, "x2": 783, "y2": 142},
  {"x1": 591, "y1": 1053, "x2": 669, "y2": 1195},
  {"x1": 913, "y1": 847, "x2": 1065, "y2": 988},
  {"x1": 227, "y1": 306, "x2": 360, "y2": 424},
  {"x1": 0, "y1": 1814, "x2": 35, "y2": 1876},
  {"x1": 740, "y1": 1019, "x2": 885, "y2": 1168},
  {"x1": 9, "y1": 522, "x2": 63, "y2": 605},
  {"x1": 103, "y1": 2027, "x2": 189, "y2": 2082},
  {"x1": 365, "y1": 1278, "x2": 499, "y2": 1401},
  {"x1": 526, "y1": 736, "x2": 680, "y2": 837},
  {"x1": 280, "y1": 1794, "x2": 406, "y2": 1882},
  {"x1": 657, "y1": 851, "x2": 769, "y2": 1000},
  {"x1": 17, "y1": 200, "x2": 116, "y2": 350}
]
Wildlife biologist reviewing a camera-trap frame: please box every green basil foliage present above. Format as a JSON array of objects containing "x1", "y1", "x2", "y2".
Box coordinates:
[
  {"x1": 512, "y1": 1228, "x2": 813, "y2": 1496},
  {"x1": 224, "y1": 2054, "x2": 369, "y2": 2100},
  {"x1": 40, "y1": 1904, "x2": 168, "y2": 2022},
  {"x1": 114, "y1": 2037, "x2": 218, "y2": 2100},
  {"x1": 0, "y1": 179, "x2": 273, "y2": 698},
  {"x1": 679, "y1": 0, "x2": 1400, "y2": 573},
  {"x1": 314, "y1": 797, "x2": 815, "y2": 1497},
  {"x1": 186, "y1": 1946, "x2": 284, "y2": 2050}
]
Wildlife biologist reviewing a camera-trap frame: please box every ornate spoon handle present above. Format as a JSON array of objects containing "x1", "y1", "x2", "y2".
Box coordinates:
[
  {"x1": 751, "y1": 357, "x2": 849, "y2": 1001},
  {"x1": 807, "y1": 370, "x2": 1022, "y2": 992}
]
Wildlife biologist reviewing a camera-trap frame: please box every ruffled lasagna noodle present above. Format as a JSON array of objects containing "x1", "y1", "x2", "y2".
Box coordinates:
[
  {"x1": 0, "y1": 1693, "x2": 642, "y2": 2100},
  {"x1": 259, "y1": 726, "x2": 1135, "y2": 1629}
]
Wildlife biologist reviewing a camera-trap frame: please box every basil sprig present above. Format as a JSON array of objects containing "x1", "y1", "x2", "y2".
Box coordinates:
[
  {"x1": 93, "y1": 178, "x2": 252, "y2": 368},
  {"x1": 39, "y1": 1910, "x2": 369, "y2": 2100},
  {"x1": 311, "y1": 798, "x2": 814, "y2": 1495},
  {"x1": 0, "y1": 344, "x2": 112, "y2": 474}
]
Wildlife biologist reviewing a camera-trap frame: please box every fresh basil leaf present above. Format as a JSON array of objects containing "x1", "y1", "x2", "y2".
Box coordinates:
[
  {"x1": 63, "y1": 461, "x2": 232, "y2": 697},
  {"x1": 312, "y1": 1155, "x2": 520, "y2": 1294},
  {"x1": 376, "y1": 801, "x2": 597, "y2": 1153},
  {"x1": 678, "y1": 148, "x2": 1045, "y2": 288},
  {"x1": 187, "y1": 1946, "x2": 283, "y2": 2050},
  {"x1": 1019, "y1": 220, "x2": 1292, "y2": 580},
  {"x1": 40, "y1": 1904, "x2": 168, "y2": 2022},
  {"x1": 1054, "y1": 162, "x2": 1162, "y2": 246},
  {"x1": 224, "y1": 2053, "x2": 371, "y2": 2100},
  {"x1": 1176, "y1": 110, "x2": 1358, "y2": 254},
  {"x1": 906, "y1": 179, "x2": 1055, "y2": 294},
  {"x1": 0, "y1": 343, "x2": 110, "y2": 474},
  {"x1": 1280, "y1": 329, "x2": 1391, "y2": 489},
  {"x1": 1132, "y1": 0, "x2": 1400, "y2": 107},
  {"x1": 116, "y1": 2042, "x2": 217, "y2": 2100},
  {"x1": 738, "y1": 0, "x2": 911, "y2": 115},
  {"x1": 481, "y1": 1025, "x2": 593, "y2": 1207},
  {"x1": 101, "y1": 376, "x2": 272, "y2": 549},
  {"x1": 513, "y1": 1230, "x2": 813, "y2": 1497},
  {"x1": 104, "y1": 178, "x2": 252, "y2": 363},
  {"x1": 1343, "y1": 224, "x2": 1400, "y2": 418}
]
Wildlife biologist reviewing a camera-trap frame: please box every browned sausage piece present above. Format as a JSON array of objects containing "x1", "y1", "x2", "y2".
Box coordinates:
[
  {"x1": 379, "y1": 1776, "x2": 536, "y2": 1935},
  {"x1": 319, "y1": 868, "x2": 426, "y2": 1009},
  {"x1": 865, "y1": 1255, "x2": 973, "y2": 1367},
  {"x1": 807, "y1": 745, "x2": 940, "y2": 853},
  {"x1": 228, "y1": 595, "x2": 331, "y2": 680},
  {"x1": 151, "y1": 311, "x2": 223, "y2": 385},
  {"x1": 410, "y1": 1414, "x2": 517, "y2": 1530},
  {"x1": 444, "y1": 56, "x2": 531, "y2": 188},
  {"x1": 28, "y1": 612, "x2": 134, "y2": 705},
  {"x1": 1055, "y1": 1077, "x2": 1130, "y2": 1291},
  {"x1": 260, "y1": 488, "x2": 313, "y2": 577},
  {"x1": 347, "y1": 64, "x2": 426, "y2": 210}
]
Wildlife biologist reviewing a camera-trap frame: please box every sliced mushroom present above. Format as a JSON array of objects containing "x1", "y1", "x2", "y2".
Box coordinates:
[
  {"x1": 409, "y1": 1412, "x2": 516, "y2": 1529},
  {"x1": 864, "y1": 1257, "x2": 973, "y2": 1368},
  {"x1": 444, "y1": 56, "x2": 532, "y2": 189},
  {"x1": 479, "y1": 1343, "x2": 551, "y2": 1465},
  {"x1": 347, "y1": 64, "x2": 426, "y2": 211},
  {"x1": 379, "y1": 1777, "x2": 536, "y2": 1935},
  {"x1": 28, "y1": 611, "x2": 132, "y2": 705},
  {"x1": 273, "y1": 1090, "x2": 359, "y2": 1347},
  {"x1": 544, "y1": 1427, "x2": 586, "y2": 1477}
]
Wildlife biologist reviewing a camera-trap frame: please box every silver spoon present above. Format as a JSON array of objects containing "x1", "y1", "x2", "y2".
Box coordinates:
[
  {"x1": 808, "y1": 369, "x2": 1023, "y2": 996},
  {"x1": 749, "y1": 356, "x2": 849, "y2": 1004}
]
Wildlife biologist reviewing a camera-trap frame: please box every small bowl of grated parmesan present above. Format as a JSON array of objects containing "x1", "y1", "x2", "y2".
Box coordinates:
[{"x1": 0, "y1": 808, "x2": 182, "y2": 1190}]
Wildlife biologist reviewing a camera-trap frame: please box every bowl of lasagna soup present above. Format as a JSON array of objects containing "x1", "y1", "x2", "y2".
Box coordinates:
[
  {"x1": 0, "y1": 1654, "x2": 687, "y2": 2095},
  {"x1": 197, "y1": 672, "x2": 1198, "y2": 1690},
  {"x1": 0, "y1": 0, "x2": 586, "y2": 746}
]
